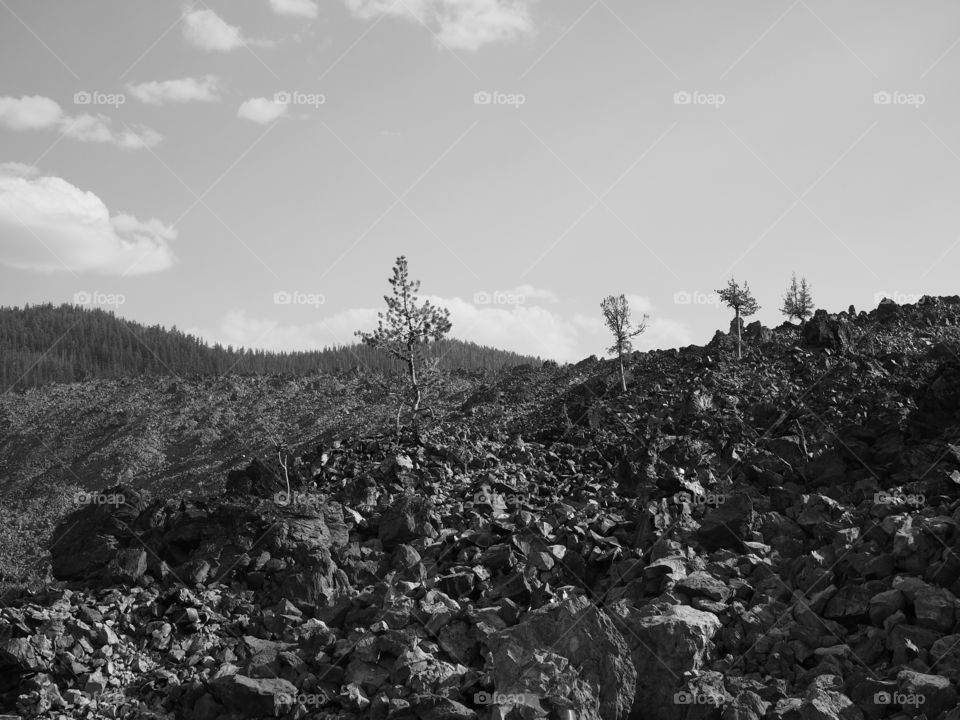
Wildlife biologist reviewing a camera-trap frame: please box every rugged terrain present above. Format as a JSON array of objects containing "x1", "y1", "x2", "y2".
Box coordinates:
[{"x1": 4, "y1": 297, "x2": 960, "y2": 720}]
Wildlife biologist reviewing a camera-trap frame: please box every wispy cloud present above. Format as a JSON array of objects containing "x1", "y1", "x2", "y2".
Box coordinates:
[
  {"x1": 126, "y1": 75, "x2": 222, "y2": 105},
  {"x1": 269, "y1": 0, "x2": 319, "y2": 19},
  {"x1": 344, "y1": 0, "x2": 535, "y2": 51},
  {"x1": 0, "y1": 95, "x2": 163, "y2": 149},
  {"x1": 0, "y1": 165, "x2": 177, "y2": 275},
  {"x1": 237, "y1": 97, "x2": 289, "y2": 124},
  {"x1": 182, "y1": 8, "x2": 273, "y2": 51}
]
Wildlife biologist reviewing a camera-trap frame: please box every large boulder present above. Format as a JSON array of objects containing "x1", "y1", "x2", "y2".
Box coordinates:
[
  {"x1": 486, "y1": 595, "x2": 636, "y2": 720},
  {"x1": 208, "y1": 673, "x2": 298, "y2": 718},
  {"x1": 697, "y1": 493, "x2": 754, "y2": 551},
  {"x1": 609, "y1": 602, "x2": 720, "y2": 720},
  {"x1": 49, "y1": 486, "x2": 151, "y2": 581},
  {"x1": 803, "y1": 310, "x2": 856, "y2": 351}
]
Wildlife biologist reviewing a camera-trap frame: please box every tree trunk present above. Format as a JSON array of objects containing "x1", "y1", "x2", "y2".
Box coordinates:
[
  {"x1": 735, "y1": 308, "x2": 742, "y2": 359},
  {"x1": 619, "y1": 353, "x2": 626, "y2": 392},
  {"x1": 409, "y1": 356, "x2": 420, "y2": 414}
]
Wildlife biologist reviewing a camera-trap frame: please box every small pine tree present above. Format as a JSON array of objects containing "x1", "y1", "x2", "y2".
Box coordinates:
[
  {"x1": 356, "y1": 256, "x2": 451, "y2": 434},
  {"x1": 600, "y1": 294, "x2": 648, "y2": 391},
  {"x1": 716, "y1": 278, "x2": 760, "y2": 359},
  {"x1": 780, "y1": 273, "x2": 814, "y2": 333}
]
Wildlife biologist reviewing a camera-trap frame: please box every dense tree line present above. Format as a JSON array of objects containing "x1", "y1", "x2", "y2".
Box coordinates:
[{"x1": 0, "y1": 304, "x2": 543, "y2": 391}]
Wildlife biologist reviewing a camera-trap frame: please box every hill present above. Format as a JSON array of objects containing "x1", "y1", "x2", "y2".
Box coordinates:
[
  {"x1": 4, "y1": 295, "x2": 960, "y2": 719},
  {"x1": 0, "y1": 303, "x2": 543, "y2": 391}
]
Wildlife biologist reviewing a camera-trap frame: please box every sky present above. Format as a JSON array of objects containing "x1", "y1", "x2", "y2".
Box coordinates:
[{"x1": 1, "y1": 0, "x2": 959, "y2": 363}]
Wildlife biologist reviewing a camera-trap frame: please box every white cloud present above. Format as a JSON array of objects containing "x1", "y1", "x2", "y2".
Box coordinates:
[
  {"x1": 182, "y1": 8, "x2": 245, "y2": 51},
  {"x1": 344, "y1": 0, "x2": 534, "y2": 51},
  {"x1": 237, "y1": 97, "x2": 289, "y2": 124},
  {"x1": 0, "y1": 167, "x2": 177, "y2": 275},
  {"x1": 0, "y1": 95, "x2": 62, "y2": 130},
  {"x1": 0, "y1": 96, "x2": 163, "y2": 150},
  {"x1": 269, "y1": 0, "x2": 319, "y2": 19},
  {"x1": 127, "y1": 75, "x2": 222, "y2": 105}
]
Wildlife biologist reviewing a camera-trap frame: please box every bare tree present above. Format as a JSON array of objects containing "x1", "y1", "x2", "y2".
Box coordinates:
[
  {"x1": 601, "y1": 294, "x2": 648, "y2": 391},
  {"x1": 356, "y1": 256, "x2": 451, "y2": 433},
  {"x1": 716, "y1": 278, "x2": 760, "y2": 359},
  {"x1": 780, "y1": 272, "x2": 814, "y2": 333}
]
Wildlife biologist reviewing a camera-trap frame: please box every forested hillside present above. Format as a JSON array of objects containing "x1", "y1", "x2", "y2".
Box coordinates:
[{"x1": 0, "y1": 304, "x2": 543, "y2": 390}]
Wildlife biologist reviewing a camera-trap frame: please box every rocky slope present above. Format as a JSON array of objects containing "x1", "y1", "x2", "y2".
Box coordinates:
[{"x1": 4, "y1": 296, "x2": 960, "y2": 720}]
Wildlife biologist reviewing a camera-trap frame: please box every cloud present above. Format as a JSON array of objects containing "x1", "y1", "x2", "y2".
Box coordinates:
[
  {"x1": 0, "y1": 96, "x2": 163, "y2": 149},
  {"x1": 269, "y1": 0, "x2": 319, "y2": 19},
  {"x1": 0, "y1": 167, "x2": 177, "y2": 275},
  {"x1": 344, "y1": 0, "x2": 535, "y2": 51},
  {"x1": 127, "y1": 75, "x2": 222, "y2": 105},
  {"x1": 0, "y1": 95, "x2": 62, "y2": 130},
  {"x1": 182, "y1": 8, "x2": 245, "y2": 51},
  {"x1": 194, "y1": 291, "x2": 693, "y2": 363},
  {"x1": 237, "y1": 97, "x2": 289, "y2": 124}
]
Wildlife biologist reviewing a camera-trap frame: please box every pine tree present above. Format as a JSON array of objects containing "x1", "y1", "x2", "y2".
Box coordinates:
[
  {"x1": 780, "y1": 272, "x2": 814, "y2": 333},
  {"x1": 355, "y1": 256, "x2": 452, "y2": 432},
  {"x1": 716, "y1": 278, "x2": 760, "y2": 359},
  {"x1": 600, "y1": 294, "x2": 648, "y2": 391}
]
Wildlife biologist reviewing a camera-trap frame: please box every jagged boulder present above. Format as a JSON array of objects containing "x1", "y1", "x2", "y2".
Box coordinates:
[
  {"x1": 487, "y1": 595, "x2": 636, "y2": 720},
  {"x1": 609, "y1": 602, "x2": 720, "y2": 720},
  {"x1": 803, "y1": 310, "x2": 856, "y2": 351}
]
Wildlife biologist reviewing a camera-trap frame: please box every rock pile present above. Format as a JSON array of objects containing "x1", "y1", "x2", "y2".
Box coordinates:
[{"x1": 4, "y1": 297, "x2": 960, "y2": 719}]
